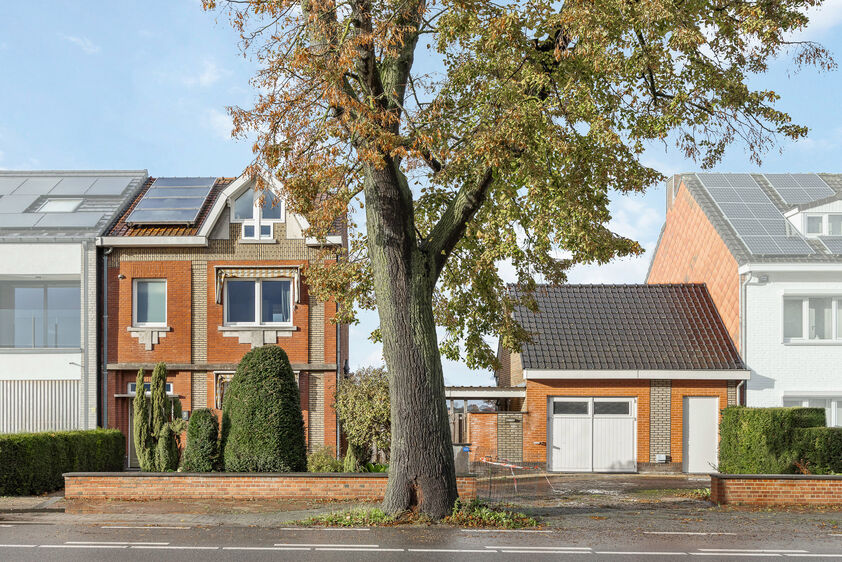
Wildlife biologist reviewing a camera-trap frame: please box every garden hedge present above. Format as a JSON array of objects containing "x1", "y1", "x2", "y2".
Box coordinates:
[
  {"x1": 221, "y1": 345, "x2": 307, "y2": 472},
  {"x1": 0, "y1": 429, "x2": 124, "y2": 496},
  {"x1": 793, "y1": 427, "x2": 842, "y2": 474},
  {"x1": 181, "y1": 408, "x2": 220, "y2": 472},
  {"x1": 719, "y1": 406, "x2": 826, "y2": 474}
]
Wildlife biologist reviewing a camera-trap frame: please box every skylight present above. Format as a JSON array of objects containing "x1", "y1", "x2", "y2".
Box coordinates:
[{"x1": 38, "y1": 199, "x2": 83, "y2": 213}]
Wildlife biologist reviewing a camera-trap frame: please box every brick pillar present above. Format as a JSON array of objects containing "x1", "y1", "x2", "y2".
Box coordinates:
[
  {"x1": 649, "y1": 380, "x2": 671, "y2": 462},
  {"x1": 727, "y1": 380, "x2": 738, "y2": 406},
  {"x1": 324, "y1": 371, "x2": 338, "y2": 453},
  {"x1": 496, "y1": 412, "x2": 523, "y2": 462}
]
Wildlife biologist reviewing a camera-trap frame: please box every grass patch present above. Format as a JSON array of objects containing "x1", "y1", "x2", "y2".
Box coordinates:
[
  {"x1": 444, "y1": 499, "x2": 539, "y2": 529},
  {"x1": 290, "y1": 499, "x2": 540, "y2": 529}
]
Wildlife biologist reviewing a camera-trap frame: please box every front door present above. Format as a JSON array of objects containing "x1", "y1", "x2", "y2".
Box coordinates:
[
  {"x1": 683, "y1": 396, "x2": 719, "y2": 473},
  {"x1": 549, "y1": 397, "x2": 637, "y2": 472}
]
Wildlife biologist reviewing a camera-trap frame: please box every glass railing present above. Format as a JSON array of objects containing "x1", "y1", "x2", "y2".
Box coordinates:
[{"x1": 0, "y1": 309, "x2": 81, "y2": 348}]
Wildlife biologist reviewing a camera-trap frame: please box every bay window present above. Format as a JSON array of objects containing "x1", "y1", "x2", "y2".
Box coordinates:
[
  {"x1": 224, "y1": 279, "x2": 292, "y2": 326},
  {"x1": 783, "y1": 296, "x2": 842, "y2": 342},
  {"x1": 0, "y1": 280, "x2": 80, "y2": 348},
  {"x1": 133, "y1": 279, "x2": 167, "y2": 327},
  {"x1": 232, "y1": 189, "x2": 283, "y2": 241}
]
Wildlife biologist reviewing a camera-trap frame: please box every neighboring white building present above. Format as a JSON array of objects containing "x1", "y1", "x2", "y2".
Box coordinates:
[
  {"x1": 0, "y1": 171, "x2": 147, "y2": 433},
  {"x1": 648, "y1": 173, "x2": 842, "y2": 425}
]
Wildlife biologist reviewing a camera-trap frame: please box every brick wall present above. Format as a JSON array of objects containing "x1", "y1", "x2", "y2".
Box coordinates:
[
  {"x1": 647, "y1": 180, "x2": 741, "y2": 350},
  {"x1": 497, "y1": 412, "x2": 523, "y2": 462},
  {"x1": 711, "y1": 474, "x2": 842, "y2": 506},
  {"x1": 649, "y1": 380, "x2": 671, "y2": 462},
  {"x1": 467, "y1": 413, "x2": 497, "y2": 461},
  {"x1": 64, "y1": 473, "x2": 476, "y2": 502}
]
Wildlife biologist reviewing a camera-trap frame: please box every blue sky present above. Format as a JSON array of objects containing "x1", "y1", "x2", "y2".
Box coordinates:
[{"x1": 2, "y1": 1, "x2": 842, "y2": 385}]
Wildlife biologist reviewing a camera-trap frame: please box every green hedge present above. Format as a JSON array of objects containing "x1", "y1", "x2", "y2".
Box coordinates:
[
  {"x1": 0, "y1": 429, "x2": 124, "y2": 496},
  {"x1": 719, "y1": 406, "x2": 827, "y2": 474},
  {"x1": 794, "y1": 427, "x2": 842, "y2": 475},
  {"x1": 181, "y1": 408, "x2": 220, "y2": 472}
]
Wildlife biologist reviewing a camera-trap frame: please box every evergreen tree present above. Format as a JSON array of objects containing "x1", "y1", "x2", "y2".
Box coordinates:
[{"x1": 132, "y1": 369, "x2": 154, "y2": 471}]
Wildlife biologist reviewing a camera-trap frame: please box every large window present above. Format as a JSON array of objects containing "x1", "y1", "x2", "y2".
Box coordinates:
[
  {"x1": 783, "y1": 397, "x2": 842, "y2": 427},
  {"x1": 783, "y1": 296, "x2": 842, "y2": 342},
  {"x1": 804, "y1": 214, "x2": 842, "y2": 237},
  {"x1": 133, "y1": 279, "x2": 167, "y2": 327},
  {"x1": 224, "y1": 279, "x2": 292, "y2": 326},
  {"x1": 231, "y1": 189, "x2": 283, "y2": 241},
  {"x1": 0, "y1": 280, "x2": 80, "y2": 348}
]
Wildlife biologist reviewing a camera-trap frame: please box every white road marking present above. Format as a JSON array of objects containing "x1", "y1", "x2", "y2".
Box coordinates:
[
  {"x1": 40, "y1": 545, "x2": 127, "y2": 549},
  {"x1": 499, "y1": 551, "x2": 590, "y2": 555},
  {"x1": 487, "y1": 546, "x2": 591, "y2": 550},
  {"x1": 691, "y1": 554, "x2": 781, "y2": 558},
  {"x1": 278, "y1": 527, "x2": 370, "y2": 531},
  {"x1": 224, "y1": 546, "x2": 311, "y2": 551},
  {"x1": 101, "y1": 525, "x2": 191, "y2": 529},
  {"x1": 316, "y1": 548, "x2": 403, "y2": 552},
  {"x1": 462, "y1": 529, "x2": 552, "y2": 533},
  {"x1": 0, "y1": 525, "x2": 14, "y2": 528},
  {"x1": 66, "y1": 541, "x2": 169, "y2": 546},
  {"x1": 701, "y1": 549, "x2": 808, "y2": 554},
  {"x1": 643, "y1": 531, "x2": 737, "y2": 535},
  {"x1": 129, "y1": 545, "x2": 219, "y2": 550},
  {"x1": 787, "y1": 555, "x2": 842, "y2": 558},
  {"x1": 274, "y1": 543, "x2": 379, "y2": 547},
  {"x1": 594, "y1": 550, "x2": 687, "y2": 556},
  {"x1": 0, "y1": 544, "x2": 36, "y2": 548},
  {"x1": 409, "y1": 548, "x2": 494, "y2": 553}
]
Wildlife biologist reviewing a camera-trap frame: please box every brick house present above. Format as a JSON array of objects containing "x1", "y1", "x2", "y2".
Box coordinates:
[
  {"x1": 648, "y1": 173, "x2": 842, "y2": 422},
  {"x1": 483, "y1": 284, "x2": 747, "y2": 473},
  {"x1": 98, "y1": 175, "x2": 348, "y2": 466}
]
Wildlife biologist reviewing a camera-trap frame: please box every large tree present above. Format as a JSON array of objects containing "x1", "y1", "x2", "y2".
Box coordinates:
[{"x1": 205, "y1": 0, "x2": 831, "y2": 517}]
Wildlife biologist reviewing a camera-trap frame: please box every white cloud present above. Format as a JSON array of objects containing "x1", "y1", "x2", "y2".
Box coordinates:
[
  {"x1": 801, "y1": 0, "x2": 842, "y2": 35},
  {"x1": 184, "y1": 60, "x2": 224, "y2": 87},
  {"x1": 59, "y1": 34, "x2": 100, "y2": 55},
  {"x1": 205, "y1": 108, "x2": 233, "y2": 140}
]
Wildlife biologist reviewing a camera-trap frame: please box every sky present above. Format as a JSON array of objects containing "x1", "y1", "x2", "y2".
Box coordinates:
[{"x1": 2, "y1": 1, "x2": 842, "y2": 385}]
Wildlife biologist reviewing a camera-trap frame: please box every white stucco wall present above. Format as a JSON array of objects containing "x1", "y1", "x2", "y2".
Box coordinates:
[
  {"x1": 0, "y1": 242, "x2": 82, "y2": 276},
  {"x1": 744, "y1": 268, "x2": 842, "y2": 407}
]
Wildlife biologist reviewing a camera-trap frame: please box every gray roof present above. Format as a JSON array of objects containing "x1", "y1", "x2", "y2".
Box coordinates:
[
  {"x1": 679, "y1": 173, "x2": 842, "y2": 264},
  {"x1": 511, "y1": 284, "x2": 745, "y2": 371},
  {"x1": 0, "y1": 170, "x2": 147, "y2": 241}
]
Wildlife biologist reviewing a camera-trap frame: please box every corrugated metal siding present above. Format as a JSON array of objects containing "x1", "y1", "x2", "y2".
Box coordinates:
[{"x1": 0, "y1": 380, "x2": 80, "y2": 433}]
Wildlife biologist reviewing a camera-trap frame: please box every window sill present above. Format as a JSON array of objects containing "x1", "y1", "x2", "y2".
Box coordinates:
[
  {"x1": 238, "y1": 238, "x2": 277, "y2": 245},
  {"x1": 127, "y1": 326, "x2": 172, "y2": 351},
  {"x1": 782, "y1": 340, "x2": 842, "y2": 346},
  {"x1": 218, "y1": 325, "x2": 297, "y2": 348}
]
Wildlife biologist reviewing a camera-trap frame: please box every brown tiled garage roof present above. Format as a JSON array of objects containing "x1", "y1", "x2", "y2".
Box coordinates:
[
  {"x1": 106, "y1": 177, "x2": 235, "y2": 237},
  {"x1": 511, "y1": 284, "x2": 745, "y2": 371}
]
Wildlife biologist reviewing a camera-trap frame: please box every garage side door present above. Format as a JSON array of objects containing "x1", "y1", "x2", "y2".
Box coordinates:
[{"x1": 592, "y1": 399, "x2": 636, "y2": 472}]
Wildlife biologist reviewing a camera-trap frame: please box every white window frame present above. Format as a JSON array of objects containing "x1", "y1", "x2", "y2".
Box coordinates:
[
  {"x1": 782, "y1": 397, "x2": 841, "y2": 427},
  {"x1": 132, "y1": 279, "x2": 168, "y2": 328},
  {"x1": 128, "y1": 381, "x2": 173, "y2": 396},
  {"x1": 803, "y1": 213, "x2": 842, "y2": 237},
  {"x1": 231, "y1": 190, "x2": 284, "y2": 241},
  {"x1": 223, "y1": 278, "x2": 294, "y2": 327},
  {"x1": 782, "y1": 295, "x2": 841, "y2": 344}
]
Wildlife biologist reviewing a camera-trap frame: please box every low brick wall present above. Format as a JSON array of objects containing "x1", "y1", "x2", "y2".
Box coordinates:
[
  {"x1": 711, "y1": 473, "x2": 842, "y2": 506},
  {"x1": 64, "y1": 472, "x2": 476, "y2": 502}
]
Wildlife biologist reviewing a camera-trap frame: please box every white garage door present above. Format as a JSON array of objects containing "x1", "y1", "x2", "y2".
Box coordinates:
[{"x1": 548, "y1": 397, "x2": 637, "y2": 472}]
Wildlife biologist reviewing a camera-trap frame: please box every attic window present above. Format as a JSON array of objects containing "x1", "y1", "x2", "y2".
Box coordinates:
[
  {"x1": 231, "y1": 189, "x2": 284, "y2": 241},
  {"x1": 38, "y1": 199, "x2": 82, "y2": 213}
]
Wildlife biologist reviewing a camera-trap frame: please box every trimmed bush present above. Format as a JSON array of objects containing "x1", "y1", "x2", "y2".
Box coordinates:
[
  {"x1": 181, "y1": 409, "x2": 220, "y2": 472},
  {"x1": 719, "y1": 406, "x2": 826, "y2": 474},
  {"x1": 794, "y1": 427, "x2": 842, "y2": 474},
  {"x1": 133, "y1": 369, "x2": 154, "y2": 471},
  {"x1": 154, "y1": 426, "x2": 179, "y2": 471},
  {"x1": 308, "y1": 446, "x2": 343, "y2": 472},
  {"x1": 222, "y1": 346, "x2": 307, "y2": 472},
  {"x1": 0, "y1": 429, "x2": 124, "y2": 496}
]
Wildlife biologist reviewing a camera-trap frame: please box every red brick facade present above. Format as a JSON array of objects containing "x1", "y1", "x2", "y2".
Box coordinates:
[
  {"x1": 467, "y1": 413, "x2": 497, "y2": 461},
  {"x1": 711, "y1": 474, "x2": 842, "y2": 506},
  {"x1": 647, "y1": 179, "x2": 741, "y2": 349},
  {"x1": 64, "y1": 473, "x2": 477, "y2": 501}
]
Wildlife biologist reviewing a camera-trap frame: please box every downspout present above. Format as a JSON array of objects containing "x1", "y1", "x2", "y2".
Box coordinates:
[
  {"x1": 82, "y1": 242, "x2": 89, "y2": 429},
  {"x1": 335, "y1": 252, "x2": 341, "y2": 458},
  {"x1": 739, "y1": 272, "x2": 751, "y2": 406},
  {"x1": 101, "y1": 247, "x2": 112, "y2": 428}
]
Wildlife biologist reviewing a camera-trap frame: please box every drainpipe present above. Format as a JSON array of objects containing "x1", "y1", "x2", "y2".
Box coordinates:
[
  {"x1": 739, "y1": 272, "x2": 751, "y2": 406},
  {"x1": 335, "y1": 252, "x2": 341, "y2": 459},
  {"x1": 101, "y1": 247, "x2": 112, "y2": 428}
]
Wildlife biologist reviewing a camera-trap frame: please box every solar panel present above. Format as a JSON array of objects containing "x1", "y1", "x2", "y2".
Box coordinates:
[
  {"x1": 125, "y1": 177, "x2": 214, "y2": 225},
  {"x1": 819, "y1": 237, "x2": 842, "y2": 254},
  {"x1": 764, "y1": 173, "x2": 835, "y2": 205},
  {"x1": 695, "y1": 172, "x2": 816, "y2": 256}
]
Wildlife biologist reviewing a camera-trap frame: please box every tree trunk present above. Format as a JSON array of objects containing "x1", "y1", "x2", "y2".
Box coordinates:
[{"x1": 364, "y1": 160, "x2": 458, "y2": 519}]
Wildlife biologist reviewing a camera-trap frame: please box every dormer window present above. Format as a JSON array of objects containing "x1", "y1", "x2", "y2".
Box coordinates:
[
  {"x1": 231, "y1": 189, "x2": 284, "y2": 241},
  {"x1": 803, "y1": 214, "x2": 842, "y2": 237}
]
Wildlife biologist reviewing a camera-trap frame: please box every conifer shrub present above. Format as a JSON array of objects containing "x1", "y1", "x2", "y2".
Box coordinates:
[
  {"x1": 181, "y1": 408, "x2": 220, "y2": 472},
  {"x1": 222, "y1": 346, "x2": 306, "y2": 472},
  {"x1": 793, "y1": 427, "x2": 842, "y2": 474}
]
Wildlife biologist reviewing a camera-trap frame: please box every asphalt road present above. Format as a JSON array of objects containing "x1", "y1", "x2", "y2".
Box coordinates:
[{"x1": 4, "y1": 521, "x2": 842, "y2": 561}]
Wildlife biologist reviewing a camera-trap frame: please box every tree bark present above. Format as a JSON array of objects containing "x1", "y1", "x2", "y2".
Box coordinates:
[{"x1": 364, "y1": 159, "x2": 458, "y2": 519}]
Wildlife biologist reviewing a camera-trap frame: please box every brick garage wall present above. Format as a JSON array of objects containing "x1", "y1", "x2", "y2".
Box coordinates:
[
  {"x1": 647, "y1": 180, "x2": 741, "y2": 350},
  {"x1": 711, "y1": 474, "x2": 842, "y2": 506},
  {"x1": 523, "y1": 379, "x2": 651, "y2": 465},
  {"x1": 467, "y1": 413, "x2": 497, "y2": 461},
  {"x1": 497, "y1": 412, "x2": 523, "y2": 462},
  {"x1": 64, "y1": 473, "x2": 476, "y2": 501}
]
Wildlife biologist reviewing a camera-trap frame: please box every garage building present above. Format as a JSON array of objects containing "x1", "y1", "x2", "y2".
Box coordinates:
[{"x1": 495, "y1": 284, "x2": 749, "y2": 473}]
